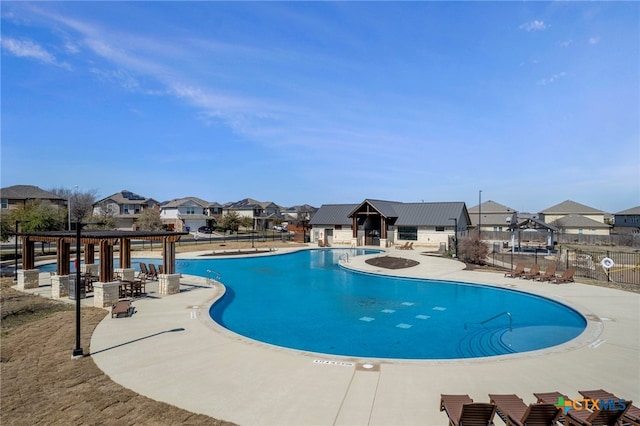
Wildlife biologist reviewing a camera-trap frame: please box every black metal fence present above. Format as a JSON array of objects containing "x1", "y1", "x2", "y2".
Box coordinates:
[{"x1": 488, "y1": 248, "x2": 640, "y2": 286}]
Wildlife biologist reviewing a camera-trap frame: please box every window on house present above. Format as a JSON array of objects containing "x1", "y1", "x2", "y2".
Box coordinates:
[
  {"x1": 123, "y1": 204, "x2": 130, "y2": 214},
  {"x1": 1, "y1": 198, "x2": 8, "y2": 209},
  {"x1": 435, "y1": 226, "x2": 445, "y2": 232},
  {"x1": 398, "y1": 226, "x2": 417, "y2": 240},
  {"x1": 186, "y1": 207, "x2": 195, "y2": 215},
  {"x1": 335, "y1": 225, "x2": 342, "y2": 230},
  {"x1": 578, "y1": 228, "x2": 583, "y2": 234},
  {"x1": 493, "y1": 226, "x2": 503, "y2": 231}
]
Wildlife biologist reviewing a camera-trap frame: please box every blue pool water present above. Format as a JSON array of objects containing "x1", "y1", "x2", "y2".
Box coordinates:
[{"x1": 39, "y1": 249, "x2": 586, "y2": 359}]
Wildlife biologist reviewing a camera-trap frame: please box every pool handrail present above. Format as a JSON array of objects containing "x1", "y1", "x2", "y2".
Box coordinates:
[{"x1": 465, "y1": 311, "x2": 512, "y2": 332}]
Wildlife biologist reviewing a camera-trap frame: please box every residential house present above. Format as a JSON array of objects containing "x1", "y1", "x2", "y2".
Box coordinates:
[
  {"x1": 1, "y1": 185, "x2": 66, "y2": 212},
  {"x1": 613, "y1": 206, "x2": 640, "y2": 234},
  {"x1": 92, "y1": 190, "x2": 160, "y2": 230},
  {"x1": 539, "y1": 200, "x2": 610, "y2": 236},
  {"x1": 467, "y1": 200, "x2": 518, "y2": 233},
  {"x1": 309, "y1": 199, "x2": 470, "y2": 249},
  {"x1": 223, "y1": 198, "x2": 283, "y2": 230},
  {"x1": 160, "y1": 197, "x2": 210, "y2": 232}
]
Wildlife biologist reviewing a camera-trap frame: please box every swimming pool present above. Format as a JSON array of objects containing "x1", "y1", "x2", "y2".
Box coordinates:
[
  {"x1": 40, "y1": 249, "x2": 586, "y2": 359},
  {"x1": 186, "y1": 249, "x2": 585, "y2": 359}
]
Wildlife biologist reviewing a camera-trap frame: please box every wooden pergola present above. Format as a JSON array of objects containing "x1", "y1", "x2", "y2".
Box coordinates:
[{"x1": 18, "y1": 230, "x2": 188, "y2": 282}]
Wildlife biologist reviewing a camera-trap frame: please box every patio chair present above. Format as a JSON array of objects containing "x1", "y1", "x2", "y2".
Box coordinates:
[
  {"x1": 396, "y1": 242, "x2": 409, "y2": 250},
  {"x1": 489, "y1": 393, "x2": 560, "y2": 426},
  {"x1": 552, "y1": 268, "x2": 576, "y2": 284},
  {"x1": 534, "y1": 391, "x2": 575, "y2": 424},
  {"x1": 407, "y1": 242, "x2": 414, "y2": 250},
  {"x1": 111, "y1": 300, "x2": 133, "y2": 318},
  {"x1": 318, "y1": 240, "x2": 325, "y2": 247},
  {"x1": 440, "y1": 394, "x2": 496, "y2": 426},
  {"x1": 158, "y1": 264, "x2": 164, "y2": 274},
  {"x1": 521, "y1": 264, "x2": 541, "y2": 280},
  {"x1": 565, "y1": 399, "x2": 632, "y2": 426},
  {"x1": 534, "y1": 265, "x2": 557, "y2": 282},
  {"x1": 578, "y1": 389, "x2": 640, "y2": 426},
  {"x1": 148, "y1": 263, "x2": 159, "y2": 280},
  {"x1": 505, "y1": 262, "x2": 526, "y2": 278}
]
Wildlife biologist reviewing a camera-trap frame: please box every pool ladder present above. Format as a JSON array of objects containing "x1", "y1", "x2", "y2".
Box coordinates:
[
  {"x1": 206, "y1": 269, "x2": 222, "y2": 286},
  {"x1": 339, "y1": 253, "x2": 350, "y2": 263},
  {"x1": 464, "y1": 311, "x2": 512, "y2": 332}
]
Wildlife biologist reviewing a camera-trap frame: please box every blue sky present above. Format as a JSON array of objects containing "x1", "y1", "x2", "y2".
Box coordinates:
[{"x1": 2, "y1": 1, "x2": 638, "y2": 213}]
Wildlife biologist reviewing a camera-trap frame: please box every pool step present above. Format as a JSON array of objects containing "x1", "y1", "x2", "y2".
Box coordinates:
[{"x1": 456, "y1": 326, "x2": 516, "y2": 358}]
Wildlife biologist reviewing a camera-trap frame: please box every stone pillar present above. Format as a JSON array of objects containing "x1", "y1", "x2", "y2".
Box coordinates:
[
  {"x1": 158, "y1": 274, "x2": 180, "y2": 295},
  {"x1": 114, "y1": 268, "x2": 136, "y2": 281},
  {"x1": 379, "y1": 238, "x2": 388, "y2": 248},
  {"x1": 94, "y1": 282, "x2": 120, "y2": 308},
  {"x1": 51, "y1": 275, "x2": 71, "y2": 299},
  {"x1": 17, "y1": 269, "x2": 40, "y2": 290}
]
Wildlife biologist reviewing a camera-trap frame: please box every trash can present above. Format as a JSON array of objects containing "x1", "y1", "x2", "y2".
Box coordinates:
[{"x1": 68, "y1": 277, "x2": 86, "y2": 300}]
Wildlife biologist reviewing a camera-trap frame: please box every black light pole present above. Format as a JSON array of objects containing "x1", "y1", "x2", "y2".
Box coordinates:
[
  {"x1": 449, "y1": 218, "x2": 458, "y2": 258},
  {"x1": 14, "y1": 220, "x2": 21, "y2": 280},
  {"x1": 72, "y1": 220, "x2": 83, "y2": 358}
]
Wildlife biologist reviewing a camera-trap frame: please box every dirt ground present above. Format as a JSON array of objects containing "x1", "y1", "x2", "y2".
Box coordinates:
[{"x1": 1, "y1": 242, "x2": 636, "y2": 425}]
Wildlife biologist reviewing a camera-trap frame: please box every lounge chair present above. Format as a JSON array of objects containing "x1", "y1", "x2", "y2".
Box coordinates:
[
  {"x1": 318, "y1": 240, "x2": 325, "y2": 247},
  {"x1": 148, "y1": 263, "x2": 159, "y2": 280},
  {"x1": 158, "y1": 264, "x2": 164, "y2": 274},
  {"x1": 578, "y1": 389, "x2": 640, "y2": 426},
  {"x1": 534, "y1": 391, "x2": 575, "y2": 424},
  {"x1": 521, "y1": 264, "x2": 541, "y2": 280},
  {"x1": 440, "y1": 394, "x2": 496, "y2": 426},
  {"x1": 534, "y1": 265, "x2": 557, "y2": 282},
  {"x1": 552, "y1": 268, "x2": 575, "y2": 284},
  {"x1": 565, "y1": 399, "x2": 632, "y2": 426},
  {"x1": 138, "y1": 262, "x2": 149, "y2": 280},
  {"x1": 396, "y1": 242, "x2": 409, "y2": 250},
  {"x1": 505, "y1": 262, "x2": 526, "y2": 278},
  {"x1": 489, "y1": 393, "x2": 560, "y2": 426},
  {"x1": 407, "y1": 242, "x2": 414, "y2": 250}
]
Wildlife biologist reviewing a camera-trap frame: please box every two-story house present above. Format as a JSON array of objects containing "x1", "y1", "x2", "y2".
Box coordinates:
[
  {"x1": 539, "y1": 200, "x2": 610, "y2": 236},
  {"x1": 92, "y1": 190, "x2": 160, "y2": 230},
  {"x1": 613, "y1": 206, "x2": 640, "y2": 234},
  {"x1": 223, "y1": 198, "x2": 282, "y2": 230},
  {"x1": 160, "y1": 197, "x2": 210, "y2": 232}
]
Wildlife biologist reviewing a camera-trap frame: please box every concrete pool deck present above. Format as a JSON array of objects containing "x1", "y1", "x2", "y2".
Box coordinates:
[{"x1": 86, "y1": 247, "x2": 639, "y2": 425}]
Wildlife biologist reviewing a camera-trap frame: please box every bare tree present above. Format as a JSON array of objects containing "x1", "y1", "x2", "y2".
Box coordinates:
[{"x1": 49, "y1": 187, "x2": 99, "y2": 222}]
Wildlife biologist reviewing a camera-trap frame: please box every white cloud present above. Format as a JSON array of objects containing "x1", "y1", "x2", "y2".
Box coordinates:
[
  {"x1": 537, "y1": 71, "x2": 567, "y2": 86},
  {"x1": 1, "y1": 37, "x2": 71, "y2": 69},
  {"x1": 520, "y1": 20, "x2": 548, "y2": 32},
  {"x1": 589, "y1": 36, "x2": 600, "y2": 45},
  {"x1": 559, "y1": 39, "x2": 573, "y2": 47}
]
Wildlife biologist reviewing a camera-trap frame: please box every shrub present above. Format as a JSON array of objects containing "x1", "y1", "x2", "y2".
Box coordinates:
[{"x1": 459, "y1": 235, "x2": 489, "y2": 265}]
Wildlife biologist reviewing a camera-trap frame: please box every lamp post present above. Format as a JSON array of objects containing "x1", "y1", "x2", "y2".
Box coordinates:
[
  {"x1": 68, "y1": 185, "x2": 78, "y2": 231},
  {"x1": 14, "y1": 220, "x2": 21, "y2": 280},
  {"x1": 478, "y1": 190, "x2": 482, "y2": 238},
  {"x1": 72, "y1": 220, "x2": 84, "y2": 358},
  {"x1": 449, "y1": 218, "x2": 458, "y2": 258}
]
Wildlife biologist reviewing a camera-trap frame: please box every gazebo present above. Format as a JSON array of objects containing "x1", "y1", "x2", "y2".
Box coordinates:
[{"x1": 15, "y1": 229, "x2": 188, "y2": 305}]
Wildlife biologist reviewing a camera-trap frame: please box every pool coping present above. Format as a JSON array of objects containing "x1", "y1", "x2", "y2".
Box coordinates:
[{"x1": 89, "y1": 246, "x2": 640, "y2": 425}]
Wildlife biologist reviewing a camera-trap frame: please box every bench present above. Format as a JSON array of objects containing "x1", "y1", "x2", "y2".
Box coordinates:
[{"x1": 111, "y1": 300, "x2": 133, "y2": 318}]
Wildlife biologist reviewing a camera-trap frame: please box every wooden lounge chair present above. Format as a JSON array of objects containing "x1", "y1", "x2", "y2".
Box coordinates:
[
  {"x1": 396, "y1": 242, "x2": 409, "y2": 250},
  {"x1": 318, "y1": 240, "x2": 325, "y2": 247},
  {"x1": 148, "y1": 263, "x2": 159, "y2": 280},
  {"x1": 138, "y1": 262, "x2": 149, "y2": 280},
  {"x1": 578, "y1": 389, "x2": 640, "y2": 426},
  {"x1": 505, "y1": 262, "x2": 526, "y2": 278},
  {"x1": 521, "y1": 264, "x2": 541, "y2": 280},
  {"x1": 565, "y1": 399, "x2": 632, "y2": 426},
  {"x1": 534, "y1": 265, "x2": 557, "y2": 282},
  {"x1": 111, "y1": 300, "x2": 133, "y2": 318},
  {"x1": 407, "y1": 242, "x2": 414, "y2": 250},
  {"x1": 534, "y1": 391, "x2": 575, "y2": 424},
  {"x1": 440, "y1": 394, "x2": 496, "y2": 426},
  {"x1": 158, "y1": 264, "x2": 164, "y2": 274},
  {"x1": 489, "y1": 393, "x2": 560, "y2": 426},
  {"x1": 552, "y1": 268, "x2": 576, "y2": 284}
]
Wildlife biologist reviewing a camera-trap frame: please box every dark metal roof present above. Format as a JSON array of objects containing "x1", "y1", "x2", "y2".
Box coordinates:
[
  {"x1": 311, "y1": 201, "x2": 470, "y2": 227},
  {"x1": 309, "y1": 204, "x2": 358, "y2": 226}
]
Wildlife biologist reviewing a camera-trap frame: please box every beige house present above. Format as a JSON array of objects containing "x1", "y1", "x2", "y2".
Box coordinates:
[{"x1": 539, "y1": 200, "x2": 610, "y2": 236}]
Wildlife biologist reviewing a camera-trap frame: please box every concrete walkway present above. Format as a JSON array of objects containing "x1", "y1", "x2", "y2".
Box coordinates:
[{"x1": 88, "y1": 247, "x2": 640, "y2": 425}]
